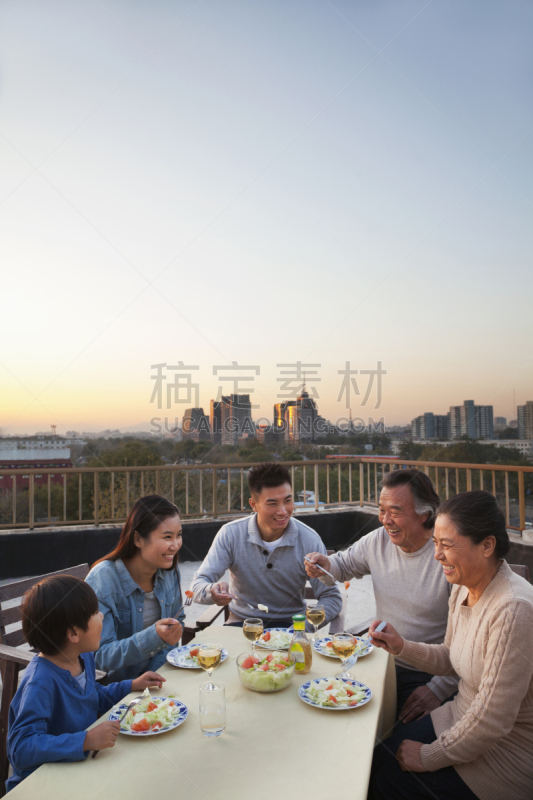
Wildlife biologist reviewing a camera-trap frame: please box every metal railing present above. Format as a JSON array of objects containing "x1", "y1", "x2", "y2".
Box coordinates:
[{"x1": 1, "y1": 457, "x2": 532, "y2": 533}]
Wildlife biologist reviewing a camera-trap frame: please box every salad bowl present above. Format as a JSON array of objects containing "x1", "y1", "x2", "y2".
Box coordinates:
[{"x1": 236, "y1": 650, "x2": 296, "y2": 692}]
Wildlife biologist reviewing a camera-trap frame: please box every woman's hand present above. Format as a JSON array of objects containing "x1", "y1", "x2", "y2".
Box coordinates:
[
  {"x1": 396, "y1": 740, "x2": 427, "y2": 772},
  {"x1": 155, "y1": 618, "x2": 183, "y2": 646},
  {"x1": 368, "y1": 620, "x2": 404, "y2": 655},
  {"x1": 132, "y1": 671, "x2": 166, "y2": 691}
]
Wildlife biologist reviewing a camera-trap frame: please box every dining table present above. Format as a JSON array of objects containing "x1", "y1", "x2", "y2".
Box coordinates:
[{"x1": 8, "y1": 626, "x2": 396, "y2": 800}]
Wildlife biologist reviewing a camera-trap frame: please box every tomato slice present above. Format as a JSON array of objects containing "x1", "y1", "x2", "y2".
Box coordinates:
[
  {"x1": 349, "y1": 700, "x2": 359, "y2": 706},
  {"x1": 251, "y1": 655, "x2": 260, "y2": 664},
  {"x1": 263, "y1": 631, "x2": 271, "y2": 642},
  {"x1": 185, "y1": 590, "x2": 194, "y2": 598},
  {"x1": 328, "y1": 694, "x2": 337, "y2": 704},
  {"x1": 259, "y1": 664, "x2": 270, "y2": 671},
  {"x1": 169, "y1": 700, "x2": 175, "y2": 706},
  {"x1": 344, "y1": 581, "x2": 351, "y2": 590},
  {"x1": 346, "y1": 689, "x2": 354, "y2": 697},
  {"x1": 241, "y1": 656, "x2": 254, "y2": 669},
  {"x1": 274, "y1": 663, "x2": 286, "y2": 670},
  {"x1": 132, "y1": 718, "x2": 150, "y2": 732},
  {"x1": 326, "y1": 641, "x2": 333, "y2": 648},
  {"x1": 326, "y1": 684, "x2": 333, "y2": 690},
  {"x1": 189, "y1": 647, "x2": 199, "y2": 657},
  {"x1": 147, "y1": 702, "x2": 157, "y2": 712},
  {"x1": 151, "y1": 721, "x2": 163, "y2": 730},
  {"x1": 266, "y1": 654, "x2": 274, "y2": 662}
]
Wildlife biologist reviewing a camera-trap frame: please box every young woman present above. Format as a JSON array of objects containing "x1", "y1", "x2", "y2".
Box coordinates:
[
  {"x1": 368, "y1": 491, "x2": 533, "y2": 800},
  {"x1": 86, "y1": 495, "x2": 184, "y2": 682}
]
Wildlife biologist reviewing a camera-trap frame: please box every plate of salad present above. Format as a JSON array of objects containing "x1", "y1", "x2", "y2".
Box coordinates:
[
  {"x1": 166, "y1": 643, "x2": 229, "y2": 669},
  {"x1": 313, "y1": 636, "x2": 373, "y2": 659},
  {"x1": 109, "y1": 692, "x2": 188, "y2": 735},
  {"x1": 256, "y1": 628, "x2": 293, "y2": 650},
  {"x1": 298, "y1": 677, "x2": 372, "y2": 710}
]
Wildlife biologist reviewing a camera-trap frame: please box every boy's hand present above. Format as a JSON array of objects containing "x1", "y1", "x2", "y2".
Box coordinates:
[
  {"x1": 155, "y1": 618, "x2": 183, "y2": 646},
  {"x1": 84, "y1": 720, "x2": 120, "y2": 752},
  {"x1": 132, "y1": 671, "x2": 166, "y2": 691},
  {"x1": 210, "y1": 582, "x2": 233, "y2": 606}
]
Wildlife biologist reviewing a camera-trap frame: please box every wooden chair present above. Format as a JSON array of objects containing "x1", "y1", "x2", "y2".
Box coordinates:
[{"x1": 0, "y1": 565, "x2": 97, "y2": 797}]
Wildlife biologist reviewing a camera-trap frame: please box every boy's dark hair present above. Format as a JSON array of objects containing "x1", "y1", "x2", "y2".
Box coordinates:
[
  {"x1": 22, "y1": 575, "x2": 99, "y2": 655},
  {"x1": 248, "y1": 463, "x2": 292, "y2": 496},
  {"x1": 438, "y1": 491, "x2": 510, "y2": 559},
  {"x1": 380, "y1": 468, "x2": 440, "y2": 529}
]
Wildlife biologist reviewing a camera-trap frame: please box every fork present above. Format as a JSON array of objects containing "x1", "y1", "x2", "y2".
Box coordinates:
[
  {"x1": 91, "y1": 696, "x2": 145, "y2": 758},
  {"x1": 184, "y1": 591, "x2": 193, "y2": 607}
]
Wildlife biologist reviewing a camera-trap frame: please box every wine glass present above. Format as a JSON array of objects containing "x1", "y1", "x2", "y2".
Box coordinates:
[
  {"x1": 331, "y1": 632, "x2": 357, "y2": 679},
  {"x1": 243, "y1": 618, "x2": 263, "y2": 654},
  {"x1": 305, "y1": 603, "x2": 326, "y2": 642},
  {"x1": 197, "y1": 643, "x2": 222, "y2": 691}
]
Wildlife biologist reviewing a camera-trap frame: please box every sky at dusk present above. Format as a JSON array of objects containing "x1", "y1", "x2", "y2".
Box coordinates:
[{"x1": 1, "y1": 0, "x2": 532, "y2": 434}]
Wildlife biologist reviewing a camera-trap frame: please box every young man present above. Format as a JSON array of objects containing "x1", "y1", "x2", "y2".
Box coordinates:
[
  {"x1": 305, "y1": 468, "x2": 458, "y2": 722},
  {"x1": 191, "y1": 463, "x2": 342, "y2": 627}
]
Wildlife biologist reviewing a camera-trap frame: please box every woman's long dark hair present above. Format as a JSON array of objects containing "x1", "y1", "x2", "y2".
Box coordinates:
[{"x1": 93, "y1": 495, "x2": 181, "y2": 568}]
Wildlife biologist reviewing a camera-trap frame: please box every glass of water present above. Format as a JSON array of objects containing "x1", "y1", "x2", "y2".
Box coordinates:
[{"x1": 199, "y1": 682, "x2": 226, "y2": 738}]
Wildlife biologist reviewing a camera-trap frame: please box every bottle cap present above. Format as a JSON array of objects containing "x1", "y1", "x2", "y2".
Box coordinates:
[{"x1": 292, "y1": 614, "x2": 306, "y2": 622}]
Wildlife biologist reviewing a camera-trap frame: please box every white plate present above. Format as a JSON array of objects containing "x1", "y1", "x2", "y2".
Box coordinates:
[
  {"x1": 255, "y1": 628, "x2": 293, "y2": 650},
  {"x1": 109, "y1": 697, "x2": 188, "y2": 735},
  {"x1": 166, "y1": 644, "x2": 229, "y2": 669},
  {"x1": 298, "y1": 678, "x2": 372, "y2": 711},
  {"x1": 313, "y1": 636, "x2": 373, "y2": 659}
]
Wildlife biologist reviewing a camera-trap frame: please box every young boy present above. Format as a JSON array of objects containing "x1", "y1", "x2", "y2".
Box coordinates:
[{"x1": 7, "y1": 575, "x2": 166, "y2": 792}]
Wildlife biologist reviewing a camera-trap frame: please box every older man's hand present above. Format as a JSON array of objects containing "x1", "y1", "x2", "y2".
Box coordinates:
[
  {"x1": 396, "y1": 740, "x2": 426, "y2": 772},
  {"x1": 399, "y1": 685, "x2": 441, "y2": 724},
  {"x1": 304, "y1": 552, "x2": 331, "y2": 579}
]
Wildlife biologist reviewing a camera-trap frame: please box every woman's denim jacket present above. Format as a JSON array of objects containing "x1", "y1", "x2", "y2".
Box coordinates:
[{"x1": 85, "y1": 559, "x2": 184, "y2": 682}]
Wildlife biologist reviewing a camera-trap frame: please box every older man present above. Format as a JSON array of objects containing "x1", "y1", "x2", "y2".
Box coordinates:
[
  {"x1": 192, "y1": 462, "x2": 342, "y2": 628},
  {"x1": 305, "y1": 468, "x2": 457, "y2": 722}
]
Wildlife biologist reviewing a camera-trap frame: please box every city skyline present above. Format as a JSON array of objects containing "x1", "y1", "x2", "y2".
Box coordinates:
[{"x1": 1, "y1": 1, "x2": 532, "y2": 435}]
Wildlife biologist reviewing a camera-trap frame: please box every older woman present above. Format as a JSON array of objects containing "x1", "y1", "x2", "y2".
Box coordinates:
[
  {"x1": 86, "y1": 495, "x2": 184, "y2": 682},
  {"x1": 368, "y1": 490, "x2": 533, "y2": 800}
]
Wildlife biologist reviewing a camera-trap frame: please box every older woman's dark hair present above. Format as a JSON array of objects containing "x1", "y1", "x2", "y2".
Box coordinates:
[
  {"x1": 438, "y1": 491, "x2": 510, "y2": 559},
  {"x1": 93, "y1": 494, "x2": 180, "y2": 567},
  {"x1": 381, "y1": 468, "x2": 440, "y2": 529}
]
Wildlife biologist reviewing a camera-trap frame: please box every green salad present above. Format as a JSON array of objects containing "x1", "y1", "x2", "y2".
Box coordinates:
[
  {"x1": 306, "y1": 678, "x2": 368, "y2": 708},
  {"x1": 121, "y1": 689, "x2": 181, "y2": 732},
  {"x1": 239, "y1": 652, "x2": 294, "y2": 692}
]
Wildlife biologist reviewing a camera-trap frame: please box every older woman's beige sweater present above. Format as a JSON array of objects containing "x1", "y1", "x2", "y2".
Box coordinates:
[{"x1": 400, "y1": 561, "x2": 533, "y2": 800}]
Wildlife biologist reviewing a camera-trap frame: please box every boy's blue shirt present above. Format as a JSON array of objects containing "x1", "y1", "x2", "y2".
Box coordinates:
[
  {"x1": 6, "y1": 652, "x2": 131, "y2": 793},
  {"x1": 85, "y1": 558, "x2": 184, "y2": 682}
]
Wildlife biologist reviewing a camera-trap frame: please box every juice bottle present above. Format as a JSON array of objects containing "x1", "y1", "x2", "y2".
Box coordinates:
[{"x1": 289, "y1": 613, "x2": 312, "y2": 674}]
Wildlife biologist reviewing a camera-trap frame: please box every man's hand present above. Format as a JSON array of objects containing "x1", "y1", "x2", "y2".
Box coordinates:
[
  {"x1": 368, "y1": 620, "x2": 404, "y2": 655},
  {"x1": 84, "y1": 720, "x2": 120, "y2": 753},
  {"x1": 396, "y1": 740, "x2": 427, "y2": 772},
  {"x1": 210, "y1": 582, "x2": 233, "y2": 606},
  {"x1": 399, "y1": 685, "x2": 441, "y2": 724},
  {"x1": 155, "y1": 618, "x2": 183, "y2": 646},
  {"x1": 132, "y1": 671, "x2": 166, "y2": 691},
  {"x1": 304, "y1": 552, "x2": 331, "y2": 579}
]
